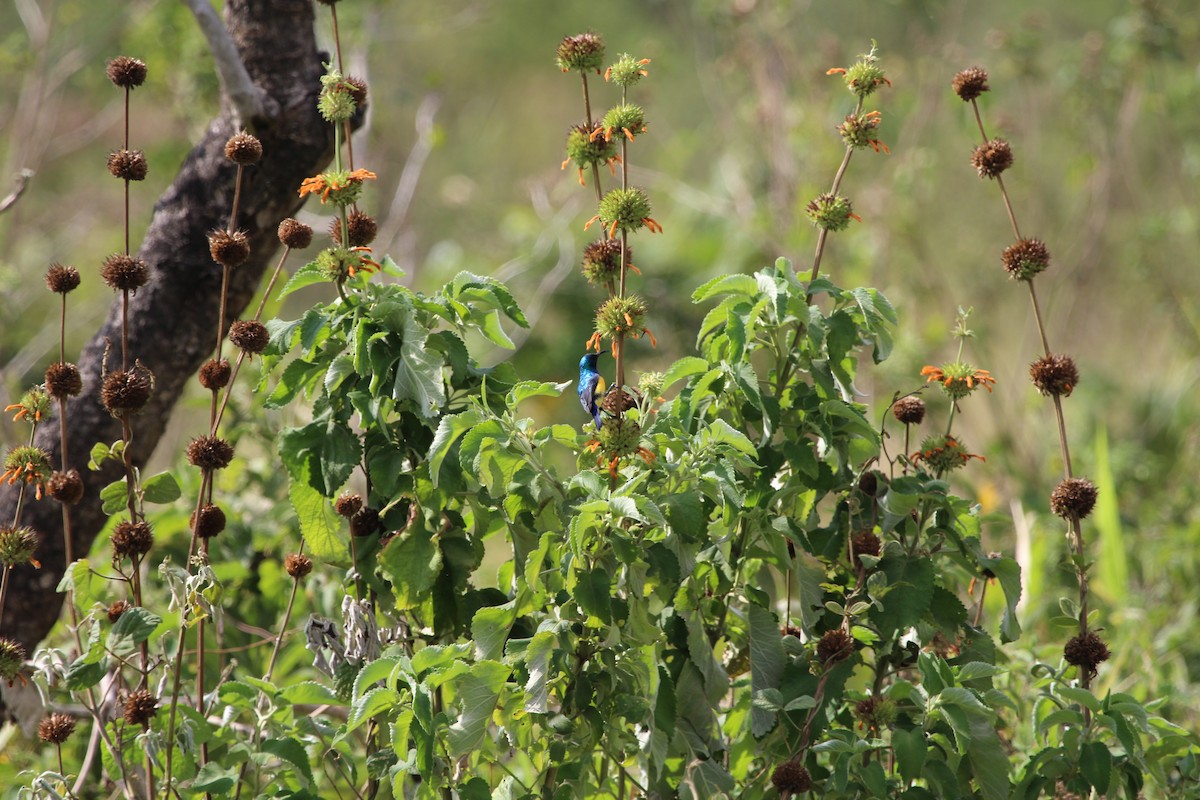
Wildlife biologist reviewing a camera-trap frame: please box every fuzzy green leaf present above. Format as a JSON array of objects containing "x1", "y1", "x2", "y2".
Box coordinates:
[{"x1": 446, "y1": 661, "x2": 511, "y2": 757}]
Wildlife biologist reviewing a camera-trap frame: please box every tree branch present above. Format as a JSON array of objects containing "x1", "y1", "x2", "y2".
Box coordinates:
[{"x1": 180, "y1": 0, "x2": 277, "y2": 125}]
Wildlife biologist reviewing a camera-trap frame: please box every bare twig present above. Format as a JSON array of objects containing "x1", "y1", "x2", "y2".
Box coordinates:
[
  {"x1": 0, "y1": 169, "x2": 34, "y2": 215},
  {"x1": 181, "y1": 0, "x2": 277, "y2": 124}
]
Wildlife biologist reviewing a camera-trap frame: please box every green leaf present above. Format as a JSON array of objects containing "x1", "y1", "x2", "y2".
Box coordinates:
[
  {"x1": 324, "y1": 354, "x2": 356, "y2": 393},
  {"x1": 344, "y1": 687, "x2": 402, "y2": 736},
  {"x1": 106, "y1": 607, "x2": 162, "y2": 658},
  {"x1": 661, "y1": 356, "x2": 710, "y2": 392},
  {"x1": 378, "y1": 526, "x2": 443, "y2": 609},
  {"x1": 261, "y1": 737, "x2": 315, "y2": 787},
  {"x1": 574, "y1": 568, "x2": 612, "y2": 624},
  {"x1": 280, "y1": 681, "x2": 340, "y2": 706},
  {"x1": 427, "y1": 408, "x2": 483, "y2": 487},
  {"x1": 748, "y1": 604, "x2": 785, "y2": 738},
  {"x1": 685, "y1": 613, "x2": 729, "y2": 704},
  {"x1": 288, "y1": 471, "x2": 346, "y2": 565},
  {"x1": 523, "y1": 630, "x2": 557, "y2": 714},
  {"x1": 446, "y1": 661, "x2": 511, "y2": 757},
  {"x1": 392, "y1": 316, "x2": 446, "y2": 418},
  {"x1": 190, "y1": 762, "x2": 237, "y2": 792},
  {"x1": 1057, "y1": 686, "x2": 1101, "y2": 713},
  {"x1": 872, "y1": 555, "x2": 935, "y2": 636},
  {"x1": 277, "y1": 259, "x2": 330, "y2": 299},
  {"x1": 99, "y1": 479, "x2": 127, "y2": 515},
  {"x1": 508, "y1": 380, "x2": 570, "y2": 408},
  {"x1": 966, "y1": 713, "x2": 1012, "y2": 800},
  {"x1": 471, "y1": 602, "x2": 517, "y2": 662},
  {"x1": 64, "y1": 658, "x2": 106, "y2": 691},
  {"x1": 892, "y1": 727, "x2": 927, "y2": 785},
  {"x1": 1080, "y1": 741, "x2": 1112, "y2": 794},
  {"x1": 977, "y1": 551, "x2": 1023, "y2": 643},
  {"x1": 694, "y1": 418, "x2": 757, "y2": 460},
  {"x1": 692, "y1": 272, "x2": 759, "y2": 303},
  {"x1": 141, "y1": 472, "x2": 181, "y2": 504}
]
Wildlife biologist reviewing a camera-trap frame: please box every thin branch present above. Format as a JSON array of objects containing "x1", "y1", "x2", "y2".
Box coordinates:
[
  {"x1": 180, "y1": 0, "x2": 277, "y2": 124},
  {"x1": 0, "y1": 169, "x2": 34, "y2": 215}
]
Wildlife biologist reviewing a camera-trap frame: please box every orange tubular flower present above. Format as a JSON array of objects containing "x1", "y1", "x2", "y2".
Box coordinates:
[
  {"x1": 921, "y1": 363, "x2": 995, "y2": 401},
  {"x1": 298, "y1": 168, "x2": 378, "y2": 204}
]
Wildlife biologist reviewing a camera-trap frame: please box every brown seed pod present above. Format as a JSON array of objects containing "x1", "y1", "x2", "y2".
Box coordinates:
[
  {"x1": 350, "y1": 507, "x2": 381, "y2": 537},
  {"x1": 186, "y1": 436, "x2": 235, "y2": 471},
  {"x1": 284, "y1": 553, "x2": 313, "y2": 579},
  {"x1": 600, "y1": 387, "x2": 638, "y2": 414},
  {"x1": 100, "y1": 253, "x2": 149, "y2": 292},
  {"x1": 1049, "y1": 477, "x2": 1098, "y2": 520},
  {"x1": 122, "y1": 689, "x2": 158, "y2": 728},
  {"x1": 329, "y1": 209, "x2": 378, "y2": 247},
  {"x1": 208, "y1": 229, "x2": 251, "y2": 268},
  {"x1": 816, "y1": 628, "x2": 855, "y2": 665},
  {"x1": 229, "y1": 320, "x2": 269, "y2": 354},
  {"x1": 47, "y1": 470, "x2": 85, "y2": 505},
  {"x1": 106, "y1": 56, "x2": 147, "y2": 89},
  {"x1": 38, "y1": 712, "x2": 77, "y2": 744},
  {"x1": 278, "y1": 218, "x2": 314, "y2": 250},
  {"x1": 45, "y1": 263, "x2": 81, "y2": 294},
  {"x1": 971, "y1": 138, "x2": 1014, "y2": 179},
  {"x1": 191, "y1": 504, "x2": 227, "y2": 539},
  {"x1": 45, "y1": 361, "x2": 83, "y2": 398},
  {"x1": 951, "y1": 66, "x2": 990, "y2": 101},
  {"x1": 335, "y1": 493, "x2": 363, "y2": 517},
  {"x1": 0, "y1": 637, "x2": 26, "y2": 686},
  {"x1": 111, "y1": 520, "x2": 154, "y2": 559},
  {"x1": 851, "y1": 530, "x2": 882, "y2": 565},
  {"x1": 107, "y1": 149, "x2": 148, "y2": 181},
  {"x1": 771, "y1": 760, "x2": 813, "y2": 795},
  {"x1": 344, "y1": 75, "x2": 368, "y2": 107},
  {"x1": 1029, "y1": 354, "x2": 1079, "y2": 397},
  {"x1": 198, "y1": 358, "x2": 232, "y2": 390},
  {"x1": 224, "y1": 132, "x2": 263, "y2": 165},
  {"x1": 101, "y1": 365, "x2": 154, "y2": 416},
  {"x1": 892, "y1": 396, "x2": 925, "y2": 425},
  {"x1": 1063, "y1": 631, "x2": 1110, "y2": 680},
  {"x1": 1001, "y1": 238, "x2": 1051, "y2": 280},
  {"x1": 107, "y1": 599, "x2": 133, "y2": 623}
]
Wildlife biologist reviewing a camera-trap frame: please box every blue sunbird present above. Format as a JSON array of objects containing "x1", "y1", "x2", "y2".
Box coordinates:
[{"x1": 577, "y1": 352, "x2": 606, "y2": 430}]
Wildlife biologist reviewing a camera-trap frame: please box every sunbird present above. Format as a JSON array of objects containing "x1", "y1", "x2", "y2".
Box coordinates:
[{"x1": 577, "y1": 352, "x2": 605, "y2": 430}]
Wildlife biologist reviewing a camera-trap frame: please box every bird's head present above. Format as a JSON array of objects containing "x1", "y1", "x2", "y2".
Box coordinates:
[{"x1": 579, "y1": 352, "x2": 602, "y2": 372}]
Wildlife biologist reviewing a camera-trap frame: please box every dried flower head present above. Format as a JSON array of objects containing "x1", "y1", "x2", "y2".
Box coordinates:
[
  {"x1": 198, "y1": 358, "x2": 232, "y2": 390},
  {"x1": 912, "y1": 434, "x2": 984, "y2": 474},
  {"x1": 600, "y1": 387, "x2": 638, "y2": 415},
  {"x1": 101, "y1": 365, "x2": 154, "y2": 417},
  {"x1": 858, "y1": 471, "x2": 881, "y2": 497},
  {"x1": 329, "y1": 209, "x2": 378, "y2": 247},
  {"x1": 278, "y1": 218, "x2": 314, "y2": 250},
  {"x1": 920, "y1": 362, "x2": 995, "y2": 400},
  {"x1": 562, "y1": 124, "x2": 620, "y2": 186},
  {"x1": 191, "y1": 504, "x2": 226, "y2": 539},
  {"x1": 6, "y1": 386, "x2": 51, "y2": 423},
  {"x1": 816, "y1": 628, "x2": 855, "y2": 665},
  {"x1": 805, "y1": 193, "x2": 860, "y2": 231},
  {"x1": 106, "y1": 56, "x2": 147, "y2": 89},
  {"x1": 1, "y1": 445, "x2": 53, "y2": 499},
  {"x1": 0, "y1": 526, "x2": 40, "y2": 568},
  {"x1": 111, "y1": 520, "x2": 153, "y2": 560},
  {"x1": 971, "y1": 138, "x2": 1014, "y2": 179},
  {"x1": 47, "y1": 470, "x2": 84, "y2": 505},
  {"x1": 854, "y1": 695, "x2": 897, "y2": 732},
  {"x1": 771, "y1": 760, "x2": 813, "y2": 795},
  {"x1": 952, "y1": 67, "x2": 990, "y2": 101},
  {"x1": 0, "y1": 638, "x2": 27, "y2": 686},
  {"x1": 1064, "y1": 631, "x2": 1110, "y2": 681},
  {"x1": 838, "y1": 110, "x2": 889, "y2": 153},
  {"x1": 556, "y1": 32, "x2": 605, "y2": 73},
  {"x1": 208, "y1": 229, "x2": 251, "y2": 268},
  {"x1": 224, "y1": 132, "x2": 263, "y2": 165},
  {"x1": 335, "y1": 492, "x2": 363, "y2": 518},
  {"x1": 1030, "y1": 354, "x2": 1079, "y2": 397},
  {"x1": 344, "y1": 76, "x2": 368, "y2": 107},
  {"x1": 186, "y1": 436, "x2": 235, "y2": 471},
  {"x1": 581, "y1": 239, "x2": 629, "y2": 287},
  {"x1": 107, "y1": 149, "x2": 148, "y2": 181},
  {"x1": 123, "y1": 689, "x2": 157, "y2": 728},
  {"x1": 229, "y1": 320, "x2": 269, "y2": 354},
  {"x1": 38, "y1": 713, "x2": 77, "y2": 744},
  {"x1": 100, "y1": 253, "x2": 149, "y2": 292},
  {"x1": 45, "y1": 263, "x2": 81, "y2": 294},
  {"x1": 588, "y1": 187, "x2": 662, "y2": 238},
  {"x1": 45, "y1": 361, "x2": 83, "y2": 398},
  {"x1": 1002, "y1": 238, "x2": 1051, "y2": 281},
  {"x1": 107, "y1": 599, "x2": 133, "y2": 623},
  {"x1": 1050, "y1": 477, "x2": 1098, "y2": 520},
  {"x1": 851, "y1": 530, "x2": 882, "y2": 565},
  {"x1": 606, "y1": 53, "x2": 651, "y2": 87},
  {"x1": 892, "y1": 396, "x2": 926, "y2": 425},
  {"x1": 350, "y1": 507, "x2": 381, "y2": 538},
  {"x1": 285, "y1": 553, "x2": 313, "y2": 579},
  {"x1": 827, "y1": 42, "x2": 890, "y2": 98}
]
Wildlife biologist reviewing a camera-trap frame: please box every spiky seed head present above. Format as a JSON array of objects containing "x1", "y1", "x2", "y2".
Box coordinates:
[
  {"x1": 191, "y1": 504, "x2": 226, "y2": 539},
  {"x1": 637, "y1": 371, "x2": 664, "y2": 399},
  {"x1": 106, "y1": 149, "x2": 148, "y2": 181},
  {"x1": 597, "y1": 417, "x2": 643, "y2": 459},
  {"x1": 913, "y1": 434, "x2": 979, "y2": 474},
  {"x1": 1050, "y1": 477, "x2": 1098, "y2": 520},
  {"x1": 278, "y1": 218, "x2": 314, "y2": 250},
  {"x1": 1002, "y1": 238, "x2": 1050, "y2": 280},
  {"x1": 1030, "y1": 354, "x2": 1079, "y2": 397},
  {"x1": 47, "y1": 470, "x2": 84, "y2": 505},
  {"x1": 3, "y1": 445, "x2": 52, "y2": 491},
  {"x1": 329, "y1": 210, "x2": 378, "y2": 247},
  {"x1": 771, "y1": 760, "x2": 813, "y2": 795},
  {"x1": 111, "y1": 520, "x2": 153, "y2": 559},
  {"x1": 838, "y1": 44, "x2": 889, "y2": 98},
  {"x1": 100, "y1": 253, "x2": 149, "y2": 292},
  {"x1": 123, "y1": 689, "x2": 157, "y2": 728},
  {"x1": 892, "y1": 396, "x2": 926, "y2": 425},
  {"x1": 597, "y1": 187, "x2": 653, "y2": 235},
  {"x1": 101, "y1": 365, "x2": 153, "y2": 417},
  {"x1": 952, "y1": 66, "x2": 990, "y2": 101},
  {"x1": 838, "y1": 111, "x2": 884, "y2": 150},
  {"x1": 607, "y1": 53, "x2": 650, "y2": 87},
  {"x1": 106, "y1": 56, "x2": 147, "y2": 89},
  {"x1": 198, "y1": 358, "x2": 232, "y2": 390},
  {"x1": 601, "y1": 387, "x2": 638, "y2": 415},
  {"x1": 565, "y1": 124, "x2": 620, "y2": 172},
  {"x1": 0, "y1": 526, "x2": 39, "y2": 567},
  {"x1": 0, "y1": 638, "x2": 27, "y2": 686},
  {"x1": 186, "y1": 436, "x2": 235, "y2": 471},
  {"x1": 38, "y1": 712, "x2": 77, "y2": 744},
  {"x1": 229, "y1": 320, "x2": 269, "y2": 354},
  {"x1": 350, "y1": 507, "x2": 381, "y2": 538},
  {"x1": 335, "y1": 493, "x2": 363, "y2": 517},
  {"x1": 224, "y1": 132, "x2": 263, "y2": 165},
  {"x1": 858, "y1": 471, "x2": 881, "y2": 497},
  {"x1": 344, "y1": 76, "x2": 368, "y2": 107},
  {"x1": 854, "y1": 695, "x2": 898, "y2": 730},
  {"x1": 805, "y1": 193, "x2": 857, "y2": 231},
  {"x1": 45, "y1": 263, "x2": 81, "y2": 294},
  {"x1": 816, "y1": 628, "x2": 855, "y2": 665},
  {"x1": 601, "y1": 104, "x2": 647, "y2": 139},
  {"x1": 556, "y1": 33, "x2": 605, "y2": 73},
  {"x1": 285, "y1": 553, "x2": 313, "y2": 579},
  {"x1": 971, "y1": 138, "x2": 1014, "y2": 179},
  {"x1": 45, "y1": 361, "x2": 83, "y2": 398},
  {"x1": 595, "y1": 294, "x2": 648, "y2": 339},
  {"x1": 851, "y1": 530, "x2": 882, "y2": 564},
  {"x1": 208, "y1": 229, "x2": 250, "y2": 268},
  {"x1": 1063, "y1": 631, "x2": 1110, "y2": 680},
  {"x1": 9, "y1": 386, "x2": 51, "y2": 422},
  {"x1": 580, "y1": 239, "x2": 628, "y2": 287},
  {"x1": 107, "y1": 599, "x2": 133, "y2": 623}
]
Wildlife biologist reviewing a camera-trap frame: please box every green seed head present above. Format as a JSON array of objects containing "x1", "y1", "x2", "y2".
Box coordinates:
[
  {"x1": 565, "y1": 124, "x2": 619, "y2": 170},
  {"x1": 805, "y1": 193, "x2": 857, "y2": 232},
  {"x1": 598, "y1": 187, "x2": 652, "y2": 235},
  {"x1": 600, "y1": 104, "x2": 647, "y2": 141},
  {"x1": 607, "y1": 53, "x2": 650, "y2": 87},
  {"x1": 556, "y1": 32, "x2": 605, "y2": 73},
  {"x1": 595, "y1": 295, "x2": 648, "y2": 339}
]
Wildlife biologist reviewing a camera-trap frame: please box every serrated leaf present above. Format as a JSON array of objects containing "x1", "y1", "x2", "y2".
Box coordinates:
[
  {"x1": 141, "y1": 472, "x2": 181, "y2": 504},
  {"x1": 191, "y1": 762, "x2": 237, "y2": 792},
  {"x1": 261, "y1": 737, "x2": 314, "y2": 787},
  {"x1": 106, "y1": 607, "x2": 162, "y2": 658},
  {"x1": 872, "y1": 555, "x2": 935, "y2": 636},
  {"x1": 748, "y1": 604, "x2": 785, "y2": 737},
  {"x1": 471, "y1": 602, "x2": 517, "y2": 662},
  {"x1": 446, "y1": 661, "x2": 510, "y2": 757},
  {"x1": 661, "y1": 356, "x2": 710, "y2": 392},
  {"x1": 523, "y1": 631, "x2": 557, "y2": 714},
  {"x1": 100, "y1": 479, "x2": 127, "y2": 515},
  {"x1": 574, "y1": 568, "x2": 611, "y2": 623},
  {"x1": 508, "y1": 380, "x2": 570, "y2": 407},
  {"x1": 344, "y1": 687, "x2": 401, "y2": 736},
  {"x1": 427, "y1": 408, "x2": 483, "y2": 487},
  {"x1": 694, "y1": 418, "x2": 757, "y2": 460},
  {"x1": 288, "y1": 471, "x2": 345, "y2": 565},
  {"x1": 1080, "y1": 741, "x2": 1112, "y2": 793},
  {"x1": 893, "y1": 727, "x2": 927, "y2": 784},
  {"x1": 280, "y1": 681, "x2": 340, "y2": 706},
  {"x1": 378, "y1": 526, "x2": 442, "y2": 609},
  {"x1": 692, "y1": 272, "x2": 759, "y2": 303}
]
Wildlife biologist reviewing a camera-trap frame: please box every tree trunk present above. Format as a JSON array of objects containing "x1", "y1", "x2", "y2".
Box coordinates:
[{"x1": 0, "y1": 0, "x2": 332, "y2": 661}]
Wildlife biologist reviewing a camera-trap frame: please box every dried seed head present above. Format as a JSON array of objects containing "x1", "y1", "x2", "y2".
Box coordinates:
[
  {"x1": 912, "y1": 434, "x2": 982, "y2": 474},
  {"x1": 101, "y1": 365, "x2": 153, "y2": 416},
  {"x1": 106, "y1": 56, "x2": 147, "y2": 89},
  {"x1": 229, "y1": 320, "x2": 269, "y2": 354},
  {"x1": 0, "y1": 526, "x2": 39, "y2": 567},
  {"x1": 771, "y1": 760, "x2": 813, "y2": 795},
  {"x1": 278, "y1": 218, "x2": 314, "y2": 250},
  {"x1": 1002, "y1": 238, "x2": 1051, "y2": 281},
  {"x1": 805, "y1": 192, "x2": 858, "y2": 231},
  {"x1": 191, "y1": 503, "x2": 226, "y2": 539},
  {"x1": 0, "y1": 637, "x2": 26, "y2": 685},
  {"x1": 107, "y1": 149, "x2": 148, "y2": 181},
  {"x1": 122, "y1": 689, "x2": 158, "y2": 728},
  {"x1": 816, "y1": 628, "x2": 855, "y2": 665},
  {"x1": 1030, "y1": 354, "x2": 1079, "y2": 397},
  {"x1": 952, "y1": 66, "x2": 990, "y2": 101},
  {"x1": 892, "y1": 396, "x2": 926, "y2": 425},
  {"x1": 45, "y1": 361, "x2": 83, "y2": 398},
  {"x1": 329, "y1": 209, "x2": 378, "y2": 247},
  {"x1": 781, "y1": 624, "x2": 804, "y2": 639},
  {"x1": 107, "y1": 599, "x2": 133, "y2": 623},
  {"x1": 344, "y1": 76, "x2": 368, "y2": 107},
  {"x1": 851, "y1": 530, "x2": 882, "y2": 564},
  {"x1": 186, "y1": 436, "x2": 235, "y2": 471},
  {"x1": 1050, "y1": 477, "x2": 1098, "y2": 520},
  {"x1": 581, "y1": 239, "x2": 629, "y2": 287},
  {"x1": 1063, "y1": 631, "x2": 1110, "y2": 680},
  {"x1": 854, "y1": 695, "x2": 898, "y2": 731},
  {"x1": 556, "y1": 32, "x2": 605, "y2": 73},
  {"x1": 285, "y1": 553, "x2": 313, "y2": 579},
  {"x1": 349, "y1": 506, "x2": 381, "y2": 538},
  {"x1": 45, "y1": 263, "x2": 81, "y2": 294},
  {"x1": 100, "y1": 253, "x2": 149, "y2": 292},
  {"x1": 335, "y1": 492, "x2": 363, "y2": 518},
  {"x1": 600, "y1": 387, "x2": 638, "y2": 415},
  {"x1": 224, "y1": 132, "x2": 263, "y2": 165},
  {"x1": 971, "y1": 138, "x2": 1014, "y2": 179},
  {"x1": 198, "y1": 358, "x2": 231, "y2": 390},
  {"x1": 47, "y1": 470, "x2": 84, "y2": 505},
  {"x1": 858, "y1": 471, "x2": 881, "y2": 497},
  {"x1": 111, "y1": 520, "x2": 153, "y2": 559},
  {"x1": 38, "y1": 712, "x2": 77, "y2": 744},
  {"x1": 208, "y1": 229, "x2": 251, "y2": 268}
]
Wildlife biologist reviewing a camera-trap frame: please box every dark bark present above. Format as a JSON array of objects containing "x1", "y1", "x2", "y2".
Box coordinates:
[{"x1": 0, "y1": 0, "x2": 332, "y2": 655}]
